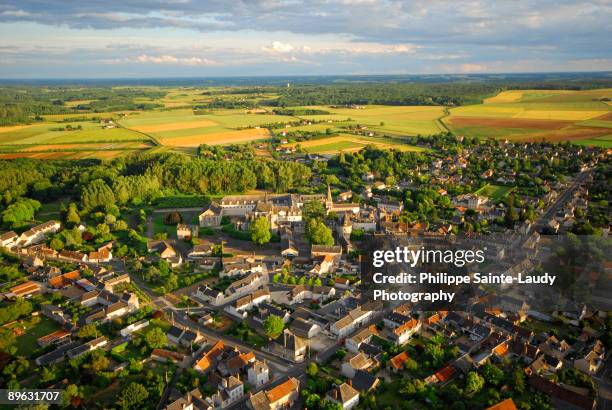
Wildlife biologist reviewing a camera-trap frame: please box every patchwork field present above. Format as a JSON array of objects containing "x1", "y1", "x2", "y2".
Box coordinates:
[
  {"x1": 119, "y1": 108, "x2": 289, "y2": 147},
  {"x1": 1, "y1": 86, "x2": 610, "y2": 159},
  {"x1": 296, "y1": 105, "x2": 446, "y2": 136},
  {"x1": 444, "y1": 89, "x2": 612, "y2": 147},
  {"x1": 289, "y1": 134, "x2": 427, "y2": 154}
]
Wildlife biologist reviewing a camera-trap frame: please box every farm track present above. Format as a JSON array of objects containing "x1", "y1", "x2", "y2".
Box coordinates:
[{"x1": 116, "y1": 120, "x2": 161, "y2": 146}]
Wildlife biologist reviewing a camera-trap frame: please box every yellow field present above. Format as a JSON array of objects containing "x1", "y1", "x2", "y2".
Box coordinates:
[
  {"x1": 289, "y1": 134, "x2": 426, "y2": 154},
  {"x1": 512, "y1": 110, "x2": 604, "y2": 120},
  {"x1": 0, "y1": 125, "x2": 34, "y2": 133},
  {"x1": 484, "y1": 90, "x2": 523, "y2": 103},
  {"x1": 159, "y1": 128, "x2": 271, "y2": 147},
  {"x1": 131, "y1": 119, "x2": 217, "y2": 133}
]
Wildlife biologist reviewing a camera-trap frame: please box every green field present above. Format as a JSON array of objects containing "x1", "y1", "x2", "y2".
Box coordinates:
[
  {"x1": 14, "y1": 316, "x2": 61, "y2": 356},
  {"x1": 475, "y1": 184, "x2": 515, "y2": 201},
  {"x1": 297, "y1": 105, "x2": 446, "y2": 136}
]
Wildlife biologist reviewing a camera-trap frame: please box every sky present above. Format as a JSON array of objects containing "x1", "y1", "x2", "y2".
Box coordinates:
[{"x1": 0, "y1": 0, "x2": 611, "y2": 78}]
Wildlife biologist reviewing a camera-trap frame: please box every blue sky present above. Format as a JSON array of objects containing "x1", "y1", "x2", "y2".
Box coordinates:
[{"x1": 0, "y1": 0, "x2": 610, "y2": 78}]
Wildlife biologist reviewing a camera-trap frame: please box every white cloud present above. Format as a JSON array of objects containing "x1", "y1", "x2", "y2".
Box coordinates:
[
  {"x1": 263, "y1": 41, "x2": 295, "y2": 54},
  {"x1": 135, "y1": 54, "x2": 215, "y2": 65}
]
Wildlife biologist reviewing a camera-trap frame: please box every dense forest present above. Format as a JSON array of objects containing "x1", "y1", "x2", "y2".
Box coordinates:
[
  {"x1": 0, "y1": 87, "x2": 165, "y2": 125},
  {"x1": 0, "y1": 152, "x2": 311, "y2": 228},
  {"x1": 261, "y1": 78, "x2": 612, "y2": 107}
]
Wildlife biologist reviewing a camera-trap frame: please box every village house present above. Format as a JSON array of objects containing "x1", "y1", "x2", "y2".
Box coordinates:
[
  {"x1": 194, "y1": 340, "x2": 226, "y2": 373},
  {"x1": 389, "y1": 317, "x2": 421, "y2": 346},
  {"x1": 247, "y1": 360, "x2": 270, "y2": 388},
  {"x1": 187, "y1": 242, "x2": 214, "y2": 259},
  {"x1": 163, "y1": 388, "x2": 206, "y2": 410},
  {"x1": 389, "y1": 351, "x2": 409, "y2": 373},
  {"x1": 289, "y1": 317, "x2": 321, "y2": 339},
  {"x1": 255, "y1": 303, "x2": 291, "y2": 325},
  {"x1": 210, "y1": 376, "x2": 244, "y2": 408},
  {"x1": 148, "y1": 240, "x2": 182, "y2": 267},
  {"x1": 176, "y1": 224, "x2": 198, "y2": 241},
  {"x1": 574, "y1": 340, "x2": 605, "y2": 375},
  {"x1": 0, "y1": 231, "x2": 18, "y2": 248},
  {"x1": 88, "y1": 243, "x2": 113, "y2": 263},
  {"x1": 326, "y1": 382, "x2": 360, "y2": 410},
  {"x1": 346, "y1": 325, "x2": 379, "y2": 353},
  {"x1": 37, "y1": 330, "x2": 71, "y2": 347},
  {"x1": 195, "y1": 285, "x2": 225, "y2": 305},
  {"x1": 80, "y1": 288, "x2": 139, "y2": 323},
  {"x1": 4, "y1": 281, "x2": 41, "y2": 299},
  {"x1": 280, "y1": 227, "x2": 298, "y2": 258},
  {"x1": 283, "y1": 328, "x2": 308, "y2": 362},
  {"x1": 247, "y1": 377, "x2": 300, "y2": 410},
  {"x1": 224, "y1": 287, "x2": 271, "y2": 318},
  {"x1": 311, "y1": 244, "x2": 342, "y2": 258},
  {"x1": 331, "y1": 305, "x2": 374, "y2": 339},
  {"x1": 341, "y1": 352, "x2": 378, "y2": 378},
  {"x1": 199, "y1": 202, "x2": 224, "y2": 227},
  {"x1": 17, "y1": 220, "x2": 61, "y2": 247},
  {"x1": 58, "y1": 250, "x2": 88, "y2": 263}
]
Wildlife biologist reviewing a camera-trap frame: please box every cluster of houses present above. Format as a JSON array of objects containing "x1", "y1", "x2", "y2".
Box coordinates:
[{"x1": 162, "y1": 335, "x2": 302, "y2": 410}]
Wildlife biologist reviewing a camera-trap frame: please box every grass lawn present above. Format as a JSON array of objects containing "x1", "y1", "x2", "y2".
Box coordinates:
[
  {"x1": 226, "y1": 322, "x2": 267, "y2": 348},
  {"x1": 475, "y1": 184, "x2": 516, "y2": 201},
  {"x1": 14, "y1": 316, "x2": 61, "y2": 356}
]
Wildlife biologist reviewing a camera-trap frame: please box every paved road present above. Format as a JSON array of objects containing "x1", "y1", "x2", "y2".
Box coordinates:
[{"x1": 532, "y1": 169, "x2": 591, "y2": 232}]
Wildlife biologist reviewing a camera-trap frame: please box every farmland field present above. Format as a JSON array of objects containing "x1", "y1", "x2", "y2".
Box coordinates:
[
  {"x1": 444, "y1": 89, "x2": 612, "y2": 146},
  {"x1": 289, "y1": 134, "x2": 427, "y2": 154},
  {"x1": 296, "y1": 105, "x2": 446, "y2": 136},
  {"x1": 119, "y1": 108, "x2": 290, "y2": 147},
  {"x1": 1, "y1": 86, "x2": 610, "y2": 157}
]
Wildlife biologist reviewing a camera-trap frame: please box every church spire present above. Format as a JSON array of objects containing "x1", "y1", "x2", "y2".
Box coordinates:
[{"x1": 326, "y1": 184, "x2": 333, "y2": 210}]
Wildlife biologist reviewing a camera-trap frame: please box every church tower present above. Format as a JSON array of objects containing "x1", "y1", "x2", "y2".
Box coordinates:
[{"x1": 325, "y1": 184, "x2": 333, "y2": 211}]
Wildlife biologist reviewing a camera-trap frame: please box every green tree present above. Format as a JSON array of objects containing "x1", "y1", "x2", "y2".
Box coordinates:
[
  {"x1": 513, "y1": 368, "x2": 525, "y2": 393},
  {"x1": 482, "y1": 363, "x2": 504, "y2": 386},
  {"x1": 263, "y1": 315, "x2": 285, "y2": 339},
  {"x1": 89, "y1": 352, "x2": 109, "y2": 372},
  {"x1": 303, "y1": 200, "x2": 326, "y2": 222},
  {"x1": 49, "y1": 237, "x2": 64, "y2": 251},
  {"x1": 77, "y1": 323, "x2": 98, "y2": 339},
  {"x1": 81, "y1": 179, "x2": 116, "y2": 211},
  {"x1": 307, "y1": 219, "x2": 334, "y2": 245},
  {"x1": 144, "y1": 327, "x2": 167, "y2": 349},
  {"x1": 250, "y1": 216, "x2": 271, "y2": 245},
  {"x1": 66, "y1": 203, "x2": 80, "y2": 225},
  {"x1": 117, "y1": 382, "x2": 149, "y2": 410},
  {"x1": 404, "y1": 357, "x2": 418, "y2": 371},
  {"x1": 306, "y1": 362, "x2": 318, "y2": 377},
  {"x1": 61, "y1": 384, "x2": 81, "y2": 408},
  {"x1": 465, "y1": 371, "x2": 485, "y2": 394}
]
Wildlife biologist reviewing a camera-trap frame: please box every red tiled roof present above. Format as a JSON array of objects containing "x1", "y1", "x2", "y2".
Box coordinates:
[
  {"x1": 485, "y1": 398, "x2": 518, "y2": 410},
  {"x1": 434, "y1": 365, "x2": 456, "y2": 382},
  {"x1": 389, "y1": 351, "x2": 409, "y2": 370}
]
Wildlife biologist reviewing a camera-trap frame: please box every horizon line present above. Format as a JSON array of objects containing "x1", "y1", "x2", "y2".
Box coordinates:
[{"x1": 0, "y1": 70, "x2": 611, "y2": 82}]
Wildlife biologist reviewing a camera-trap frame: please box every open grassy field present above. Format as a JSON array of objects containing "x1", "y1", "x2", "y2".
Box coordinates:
[
  {"x1": 444, "y1": 89, "x2": 612, "y2": 146},
  {"x1": 475, "y1": 184, "x2": 515, "y2": 201},
  {"x1": 296, "y1": 105, "x2": 446, "y2": 136}
]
